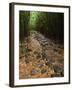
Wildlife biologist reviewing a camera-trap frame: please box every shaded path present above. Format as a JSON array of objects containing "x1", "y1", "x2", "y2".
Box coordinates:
[{"x1": 19, "y1": 31, "x2": 64, "y2": 79}]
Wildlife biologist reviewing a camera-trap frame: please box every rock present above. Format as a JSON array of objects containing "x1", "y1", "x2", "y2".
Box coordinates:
[
  {"x1": 46, "y1": 59, "x2": 55, "y2": 64},
  {"x1": 41, "y1": 69, "x2": 47, "y2": 74},
  {"x1": 51, "y1": 73, "x2": 61, "y2": 77},
  {"x1": 31, "y1": 31, "x2": 49, "y2": 48},
  {"x1": 27, "y1": 48, "x2": 32, "y2": 52},
  {"x1": 25, "y1": 59, "x2": 29, "y2": 63},
  {"x1": 31, "y1": 69, "x2": 40, "y2": 75},
  {"x1": 39, "y1": 63, "x2": 44, "y2": 68},
  {"x1": 42, "y1": 53, "x2": 46, "y2": 60},
  {"x1": 36, "y1": 54, "x2": 41, "y2": 59},
  {"x1": 45, "y1": 62, "x2": 53, "y2": 69},
  {"x1": 34, "y1": 51, "x2": 38, "y2": 54},
  {"x1": 53, "y1": 48, "x2": 58, "y2": 52},
  {"x1": 19, "y1": 31, "x2": 64, "y2": 79},
  {"x1": 45, "y1": 59, "x2": 54, "y2": 68},
  {"x1": 53, "y1": 65, "x2": 64, "y2": 74},
  {"x1": 34, "y1": 63, "x2": 44, "y2": 68}
]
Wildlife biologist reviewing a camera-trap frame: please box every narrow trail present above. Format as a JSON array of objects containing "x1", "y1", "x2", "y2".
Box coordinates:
[{"x1": 19, "y1": 31, "x2": 64, "y2": 79}]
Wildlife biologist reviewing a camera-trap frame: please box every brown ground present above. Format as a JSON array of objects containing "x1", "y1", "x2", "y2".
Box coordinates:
[{"x1": 19, "y1": 31, "x2": 64, "y2": 79}]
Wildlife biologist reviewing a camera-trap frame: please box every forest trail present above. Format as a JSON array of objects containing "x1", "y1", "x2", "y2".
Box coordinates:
[{"x1": 19, "y1": 31, "x2": 64, "y2": 79}]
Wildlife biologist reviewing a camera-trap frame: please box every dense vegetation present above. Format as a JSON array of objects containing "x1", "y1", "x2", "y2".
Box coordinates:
[
  {"x1": 19, "y1": 11, "x2": 64, "y2": 44},
  {"x1": 19, "y1": 11, "x2": 30, "y2": 43}
]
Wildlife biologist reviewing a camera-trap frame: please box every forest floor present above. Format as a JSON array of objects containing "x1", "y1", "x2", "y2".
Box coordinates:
[{"x1": 19, "y1": 31, "x2": 64, "y2": 79}]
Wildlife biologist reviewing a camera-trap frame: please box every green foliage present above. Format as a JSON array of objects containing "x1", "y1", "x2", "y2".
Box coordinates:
[
  {"x1": 30, "y1": 11, "x2": 39, "y2": 30},
  {"x1": 19, "y1": 11, "x2": 64, "y2": 43},
  {"x1": 19, "y1": 11, "x2": 30, "y2": 43},
  {"x1": 33, "y1": 12, "x2": 64, "y2": 43}
]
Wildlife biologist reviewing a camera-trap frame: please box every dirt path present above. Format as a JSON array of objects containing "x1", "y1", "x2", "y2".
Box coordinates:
[{"x1": 19, "y1": 31, "x2": 64, "y2": 79}]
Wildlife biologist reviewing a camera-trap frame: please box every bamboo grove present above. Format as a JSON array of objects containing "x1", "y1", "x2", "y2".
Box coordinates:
[{"x1": 19, "y1": 11, "x2": 64, "y2": 44}]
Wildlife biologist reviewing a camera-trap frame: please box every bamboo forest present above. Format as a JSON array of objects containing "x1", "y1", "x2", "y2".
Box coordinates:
[{"x1": 19, "y1": 11, "x2": 64, "y2": 79}]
